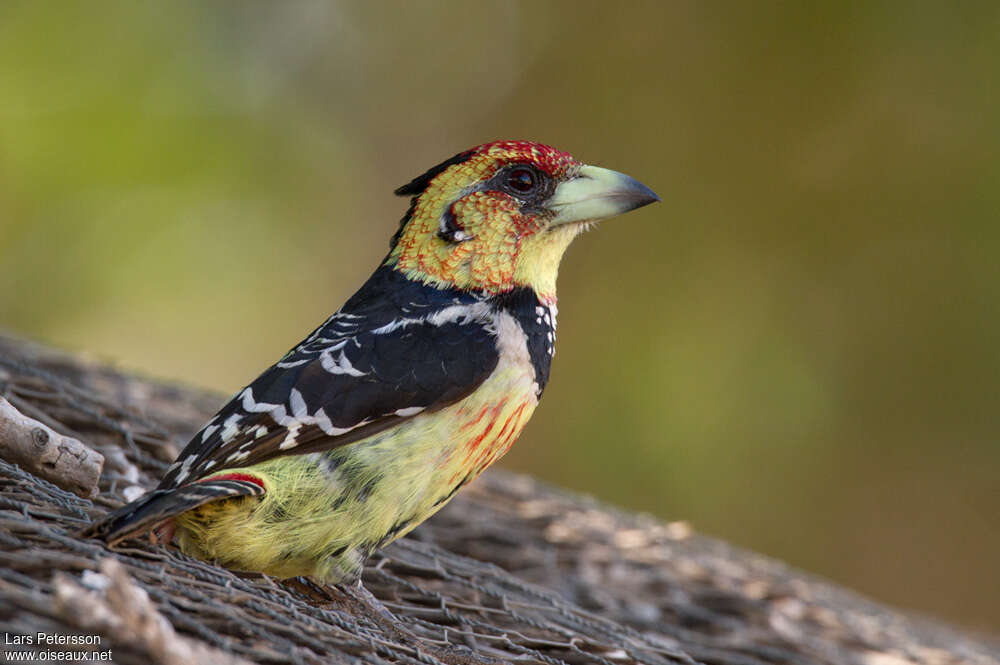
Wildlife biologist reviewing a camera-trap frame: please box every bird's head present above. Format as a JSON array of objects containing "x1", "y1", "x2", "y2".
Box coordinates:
[{"x1": 386, "y1": 141, "x2": 658, "y2": 301}]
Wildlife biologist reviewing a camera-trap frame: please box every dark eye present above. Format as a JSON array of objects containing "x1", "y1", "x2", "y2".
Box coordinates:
[{"x1": 506, "y1": 167, "x2": 537, "y2": 194}]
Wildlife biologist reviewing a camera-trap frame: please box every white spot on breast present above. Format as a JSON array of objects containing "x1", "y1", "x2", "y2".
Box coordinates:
[{"x1": 491, "y1": 311, "x2": 533, "y2": 368}]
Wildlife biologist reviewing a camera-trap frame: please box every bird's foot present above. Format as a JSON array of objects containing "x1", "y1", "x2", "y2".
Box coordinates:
[
  {"x1": 284, "y1": 577, "x2": 496, "y2": 665},
  {"x1": 283, "y1": 576, "x2": 405, "y2": 635},
  {"x1": 335, "y1": 579, "x2": 401, "y2": 627}
]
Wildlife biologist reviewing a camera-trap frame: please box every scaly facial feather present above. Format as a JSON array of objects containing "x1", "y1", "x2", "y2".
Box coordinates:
[{"x1": 387, "y1": 141, "x2": 583, "y2": 302}]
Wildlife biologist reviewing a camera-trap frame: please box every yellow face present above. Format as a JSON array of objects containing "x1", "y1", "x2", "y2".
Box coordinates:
[{"x1": 387, "y1": 141, "x2": 659, "y2": 301}]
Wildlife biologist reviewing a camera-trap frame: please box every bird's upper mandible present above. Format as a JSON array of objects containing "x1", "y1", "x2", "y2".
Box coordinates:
[{"x1": 387, "y1": 141, "x2": 659, "y2": 301}]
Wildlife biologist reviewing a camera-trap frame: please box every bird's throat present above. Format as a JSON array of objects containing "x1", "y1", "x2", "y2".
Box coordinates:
[{"x1": 387, "y1": 222, "x2": 580, "y2": 302}]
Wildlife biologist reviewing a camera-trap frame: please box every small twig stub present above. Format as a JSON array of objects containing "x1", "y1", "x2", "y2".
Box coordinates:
[{"x1": 0, "y1": 396, "x2": 104, "y2": 497}]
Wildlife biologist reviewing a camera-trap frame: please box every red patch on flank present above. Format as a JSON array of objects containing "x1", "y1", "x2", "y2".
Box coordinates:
[
  {"x1": 465, "y1": 409, "x2": 499, "y2": 455},
  {"x1": 502, "y1": 404, "x2": 528, "y2": 446},
  {"x1": 463, "y1": 401, "x2": 507, "y2": 454},
  {"x1": 460, "y1": 405, "x2": 492, "y2": 432},
  {"x1": 151, "y1": 519, "x2": 175, "y2": 545},
  {"x1": 494, "y1": 402, "x2": 527, "y2": 444},
  {"x1": 200, "y1": 473, "x2": 266, "y2": 489},
  {"x1": 464, "y1": 417, "x2": 498, "y2": 454}
]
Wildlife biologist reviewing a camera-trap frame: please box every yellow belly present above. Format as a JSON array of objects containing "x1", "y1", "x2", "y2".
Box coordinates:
[{"x1": 174, "y1": 351, "x2": 539, "y2": 582}]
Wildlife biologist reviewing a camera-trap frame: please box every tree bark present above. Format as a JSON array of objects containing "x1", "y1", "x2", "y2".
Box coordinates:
[{"x1": 0, "y1": 332, "x2": 995, "y2": 665}]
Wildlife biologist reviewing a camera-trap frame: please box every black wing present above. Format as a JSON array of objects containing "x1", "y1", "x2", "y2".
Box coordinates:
[
  {"x1": 83, "y1": 478, "x2": 266, "y2": 545},
  {"x1": 159, "y1": 267, "x2": 499, "y2": 489}
]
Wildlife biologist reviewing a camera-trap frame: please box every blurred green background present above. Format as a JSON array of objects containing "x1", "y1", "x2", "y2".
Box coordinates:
[{"x1": 1, "y1": 1, "x2": 997, "y2": 631}]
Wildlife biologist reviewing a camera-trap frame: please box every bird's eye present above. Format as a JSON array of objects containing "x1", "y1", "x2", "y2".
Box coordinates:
[{"x1": 506, "y1": 167, "x2": 537, "y2": 194}]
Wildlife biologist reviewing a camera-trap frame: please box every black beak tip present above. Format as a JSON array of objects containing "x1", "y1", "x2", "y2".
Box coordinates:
[{"x1": 623, "y1": 177, "x2": 661, "y2": 211}]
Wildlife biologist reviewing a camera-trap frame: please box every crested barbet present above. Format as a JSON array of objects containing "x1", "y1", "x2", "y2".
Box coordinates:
[{"x1": 85, "y1": 141, "x2": 659, "y2": 583}]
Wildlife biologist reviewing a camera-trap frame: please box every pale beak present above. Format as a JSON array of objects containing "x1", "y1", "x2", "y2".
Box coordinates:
[{"x1": 548, "y1": 164, "x2": 660, "y2": 226}]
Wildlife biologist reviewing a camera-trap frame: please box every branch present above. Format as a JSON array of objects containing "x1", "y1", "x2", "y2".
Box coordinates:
[
  {"x1": 0, "y1": 332, "x2": 996, "y2": 665},
  {"x1": 0, "y1": 396, "x2": 103, "y2": 497}
]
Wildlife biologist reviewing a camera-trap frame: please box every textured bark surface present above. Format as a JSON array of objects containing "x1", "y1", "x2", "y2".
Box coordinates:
[{"x1": 0, "y1": 332, "x2": 996, "y2": 665}]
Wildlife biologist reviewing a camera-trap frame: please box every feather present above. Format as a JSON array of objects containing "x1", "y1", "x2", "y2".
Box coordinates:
[{"x1": 158, "y1": 267, "x2": 500, "y2": 489}]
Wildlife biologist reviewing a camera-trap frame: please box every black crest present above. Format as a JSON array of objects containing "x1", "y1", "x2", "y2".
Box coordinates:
[
  {"x1": 389, "y1": 149, "x2": 475, "y2": 249},
  {"x1": 393, "y1": 149, "x2": 474, "y2": 197}
]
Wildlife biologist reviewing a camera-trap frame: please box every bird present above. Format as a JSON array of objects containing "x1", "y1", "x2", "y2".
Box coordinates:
[{"x1": 84, "y1": 140, "x2": 659, "y2": 586}]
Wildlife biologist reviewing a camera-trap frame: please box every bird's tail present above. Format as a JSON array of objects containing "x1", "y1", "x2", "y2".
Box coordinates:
[{"x1": 82, "y1": 478, "x2": 266, "y2": 546}]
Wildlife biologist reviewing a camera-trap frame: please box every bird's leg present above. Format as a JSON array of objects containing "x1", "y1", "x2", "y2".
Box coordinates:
[
  {"x1": 336, "y1": 578, "x2": 400, "y2": 626},
  {"x1": 336, "y1": 580, "x2": 502, "y2": 665},
  {"x1": 285, "y1": 577, "x2": 495, "y2": 665},
  {"x1": 283, "y1": 576, "x2": 406, "y2": 636},
  {"x1": 287, "y1": 576, "x2": 396, "y2": 623}
]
